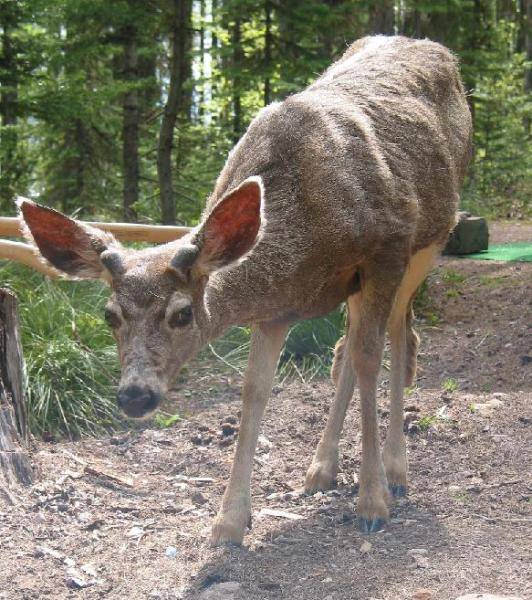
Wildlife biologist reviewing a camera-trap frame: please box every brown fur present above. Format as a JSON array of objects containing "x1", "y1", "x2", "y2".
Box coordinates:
[{"x1": 20, "y1": 36, "x2": 472, "y2": 545}]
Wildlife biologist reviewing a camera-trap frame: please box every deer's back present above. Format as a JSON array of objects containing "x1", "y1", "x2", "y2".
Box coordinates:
[{"x1": 207, "y1": 36, "x2": 472, "y2": 324}]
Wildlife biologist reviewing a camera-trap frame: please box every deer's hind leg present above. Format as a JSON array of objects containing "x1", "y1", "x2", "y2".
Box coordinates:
[
  {"x1": 305, "y1": 295, "x2": 361, "y2": 493},
  {"x1": 383, "y1": 244, "x2": 440, "y2": 498}
]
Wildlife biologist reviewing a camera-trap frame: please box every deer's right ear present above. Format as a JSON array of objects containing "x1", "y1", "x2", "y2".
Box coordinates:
[{"x1": 17, "y1": 198, "x2": 123, "y2": 280}]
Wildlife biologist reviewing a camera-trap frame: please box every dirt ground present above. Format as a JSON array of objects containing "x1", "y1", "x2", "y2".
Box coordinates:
[{"x1": 0, "y1": 222, "x2": 530, "y2": 600}]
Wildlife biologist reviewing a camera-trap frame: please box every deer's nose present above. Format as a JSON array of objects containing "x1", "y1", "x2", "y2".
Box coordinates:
[{"x1": 117, "y1": 384, "x2": 161, "y2": 418}]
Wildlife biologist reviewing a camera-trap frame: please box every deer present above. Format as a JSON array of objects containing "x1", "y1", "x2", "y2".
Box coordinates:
[{"x1": 17, "y1": 36, "x2": 472, "y2": 546}]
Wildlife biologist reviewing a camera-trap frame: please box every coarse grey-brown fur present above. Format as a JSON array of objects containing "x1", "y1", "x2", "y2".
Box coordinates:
[
  {"x1": 204, "y1": 36, "x2": 471, "y2": 335},
  {"x1": 20, "y1": 35, "x2": 472, "y2": 546}
]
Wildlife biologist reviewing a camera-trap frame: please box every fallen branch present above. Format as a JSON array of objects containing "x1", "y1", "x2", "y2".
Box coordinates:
[{"x1": 61, "y1": 449, "x2": 134, "y2": 488}]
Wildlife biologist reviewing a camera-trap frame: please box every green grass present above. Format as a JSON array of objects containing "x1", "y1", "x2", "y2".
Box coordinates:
[
  {"x1": 418, "y1": 414, "x2": 437, "y2": 431},
  {"x1": 442, "y1": 269, "x2": 466, "y2": 285},
  {"x1": 0, "y1": 263, "x2": 120, "y2": 438},
  {"x1": 478, "y1": 275, "x2": 506, "y2": 287},
  {"x1": 1, "y1": 264, "x2": 348, "y2": 437},
  {"x1": 2, "y1": 261, "x2": 442, "y2": 437},
  {"x1": 208, "y1": 308, "x2": 346, "y2": 383},
  {"x1": 442, "y1": 377, "x2": 459, "y2": 393}
]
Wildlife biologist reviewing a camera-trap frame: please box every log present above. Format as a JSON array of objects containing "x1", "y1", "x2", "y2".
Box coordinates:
[{"x1": 0, "y1": 289, "x2": 33, "y2": 486}]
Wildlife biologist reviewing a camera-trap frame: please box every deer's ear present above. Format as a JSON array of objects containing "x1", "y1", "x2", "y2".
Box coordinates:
[
  {"x1": 17, "y1": 198, "x2": 122, "y2": 280},
  {"x1": 194, "y1": 177, "x2": 264, "y2": 274}
]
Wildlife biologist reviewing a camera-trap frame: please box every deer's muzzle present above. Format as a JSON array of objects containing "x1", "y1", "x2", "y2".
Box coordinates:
[{"x1": 117, "y1": 384, "x2": 162, "y2": 418}]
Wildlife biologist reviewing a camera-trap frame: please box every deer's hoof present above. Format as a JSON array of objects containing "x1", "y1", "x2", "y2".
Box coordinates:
[
  {"x1": 389, "y1": 484, "x2": 407, "y2": 498},
  {"x1": 358, "y1": 516, "x2": 386, "y2": 533},
  {"x1": 356, "y1": 479, "x2": 390, "y2": 534},
  {"x1": 304, "y1": 461, "x2": 337, "y2": 493},
  {"x1": 210, "y1": 520, "x2": 246, "y2": 547},
  {"x1": 210, "y1": 502, "x2": 251, "y2": 547}
]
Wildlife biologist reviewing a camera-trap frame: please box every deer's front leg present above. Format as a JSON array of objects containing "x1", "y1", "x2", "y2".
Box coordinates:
[{"x1": 211, "y1": 321, "x2": 288, "y2": 546}]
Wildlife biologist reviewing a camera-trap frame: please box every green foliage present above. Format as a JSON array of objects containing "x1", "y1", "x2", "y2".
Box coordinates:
[
  {"x1": 418, "y1": 414, "x2": 437, "y2": 431},
  {"x1": 1, "y1": 0, "x2": 529, "y2": 437},
  {"x1": 0, "y1": 263, "x2": 120, "y2": 438},
  {"x1": 442, "y1": 377, "x2": 459, "y2": 392},
  {"x1": 154, "y1": 412, "x2": 182, "y2": 428},
  {"x1": 207, "y1": 308, "x2": 346, "y2": 383}
]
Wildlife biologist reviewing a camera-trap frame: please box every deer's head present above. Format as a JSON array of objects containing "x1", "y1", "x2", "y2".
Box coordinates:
[{"x1": 18, "y1": 178, "x2": 263, "y2": 418}]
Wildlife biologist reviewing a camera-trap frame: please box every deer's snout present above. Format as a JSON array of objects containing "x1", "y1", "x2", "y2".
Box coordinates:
[{"x1": 117, "y1": 384, "x2": 162, "y2": 418}]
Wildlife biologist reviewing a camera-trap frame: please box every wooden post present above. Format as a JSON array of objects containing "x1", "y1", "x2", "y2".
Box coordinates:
[{"x1": 0, "y1": 288, "x2": 33, "y2": 486}]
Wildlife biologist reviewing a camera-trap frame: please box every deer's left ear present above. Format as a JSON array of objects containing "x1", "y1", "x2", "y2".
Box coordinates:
[
  {"x1": 17, "y1": 198, "x2": 122, "y2": 280},
  {"x1": 171, "y1": 177, "x2": 264, "y2": 278}
]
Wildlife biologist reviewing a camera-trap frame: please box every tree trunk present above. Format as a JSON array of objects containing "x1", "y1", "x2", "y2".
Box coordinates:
[
  {"x1": 0, "y1": 1, "x2": 20, "y2": 206},
  {"x1": 157, "y1": 0, "x2": 192, "y2": 225},
  {"x1": 371, "y1": 0, "x2": 395, "y2": 35},
  {"x1": 0, "y1": 289, "x2": 33, "y2": 487},
  {"x1": 232, "y1": 18, "x2": 242, "y2": 143},
  {"x1": 525, "y1": 0, "x2": 532, "y2": 94},
  {"x1": 122, "y1": 23, "x2": 139, "y2": 222},
  {"x1": 264, "y1": 1, "x2": 272, "y2": 106}
]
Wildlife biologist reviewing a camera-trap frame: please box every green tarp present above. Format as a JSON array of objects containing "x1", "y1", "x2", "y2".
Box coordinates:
[{"x1": 463, "y1": 242, "x2": 532, "y2": 262}]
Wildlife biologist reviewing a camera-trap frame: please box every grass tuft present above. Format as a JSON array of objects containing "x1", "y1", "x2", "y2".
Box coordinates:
[{"x1": 1, "y1": 263, "x2": 120, "y2": 438}]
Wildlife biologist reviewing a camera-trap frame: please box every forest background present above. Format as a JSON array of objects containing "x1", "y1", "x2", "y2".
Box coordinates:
[
  {"x1": 1, "y1": 0, "x2": 530, "y2": 223},
  {"x1": 0, "y1": 0, "x2": 530, "y2": 436}
]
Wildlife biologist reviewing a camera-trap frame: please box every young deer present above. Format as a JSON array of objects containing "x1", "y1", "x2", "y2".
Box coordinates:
[{"x1": 19, "y1": 36, "x2": 471, "y2": 545}]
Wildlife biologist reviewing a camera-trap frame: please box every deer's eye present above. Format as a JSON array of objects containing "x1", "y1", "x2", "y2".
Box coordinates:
[
  {"x1": 104, "y1": 307, "x2": 121, "y2": 329},
  {"x1": 168, "y1": 305, "x2": 193, "y2": 328}
]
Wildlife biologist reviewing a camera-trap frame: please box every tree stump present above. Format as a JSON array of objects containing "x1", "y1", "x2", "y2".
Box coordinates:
[
  {"x1": 444, "y1": 211, "x2": 489, "y2": 255},
  {"x1": 0, "y1": 288, "x2": 33, "y2": 486}
]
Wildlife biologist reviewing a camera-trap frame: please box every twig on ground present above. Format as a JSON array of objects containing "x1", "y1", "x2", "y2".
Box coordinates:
[{"x1": 61, "y1": 449, "x2": 134, "y2": 487}]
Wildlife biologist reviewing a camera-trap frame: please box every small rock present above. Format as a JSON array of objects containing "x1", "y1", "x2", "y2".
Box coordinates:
[
  {"x1": 258, "y1": 434, "x2": 273, "y2": 448},
  {"x1": 65, "y1": 567, "x2": 90, "y2": 589},
  {"x1": 192, "y1": 491, "x2": 208, "y2": 505},
  {"x1": 77, "y1": 511, "x2": 91, "y2": 523},
  {"x1": 126, "y1": 526, "x2": 144, "y2": 538},
  {"x1": 220, "y1": 423, "x2": 236, "y2": 437},
  {"x1": 471, "y1": 399, "x2": 504, "y2": 417},
  {"x1": 407, "y1": 548, "x2": 428, "y2": 556},
  {"x1": 191, "y1": 434, "x2": 213, "y2": 446},
  {"x1": 165, "y1": 546, "x2": 177, "y2": 558},
  {"x1": 199, "y1": 581, "x2": 241, "y2": 599},
  {"x1": 448, "y1": 484, "x2": 462, "y2": 493},
  {"x1": 35, "y1": 545, "x2": 63, "y2": 561},
  {"x1": 413, "y1": 589, "x2": 433, "y2": 600},
  {"x1": 360, "y1": 541, "x2": 372, "y2": 554},
  {"x1": 63, "y1": 557, "x2": 76, "y2": 568},
  {"x1": 412, "y1": 554, "x2": 429, "y2": 569},
  {"x1": 80, "y1": 564, "x2": 98, "y2": 578}
]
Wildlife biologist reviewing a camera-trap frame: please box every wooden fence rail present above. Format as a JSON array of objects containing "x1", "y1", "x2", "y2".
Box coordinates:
[
  {"x1": 0, "y1": 199, "x2": 192, "y2": 277},
  {"x1": 0, "y1": 216, "x2": 191, "y2": 244}
]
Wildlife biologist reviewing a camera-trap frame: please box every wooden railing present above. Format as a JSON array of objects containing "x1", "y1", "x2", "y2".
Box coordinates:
[{"x1": 0, "y1": 198, "x2": 192, "y2": 277}]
